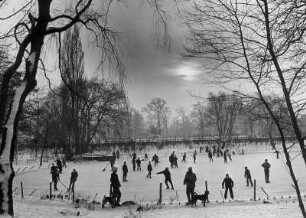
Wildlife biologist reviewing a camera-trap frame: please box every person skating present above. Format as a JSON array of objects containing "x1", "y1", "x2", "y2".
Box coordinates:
[
  {"x1": 62, "y1": 157, "x2": 67, "y2": 168},
  {"x1": 157, "y1": 167, "x2": 174, "y2": 190},
  {"x1": 244, "y1": 167, "x2": 253, "y2": 187},
  {"x1": 261, "y1": 159, "x2": 271, "y2": 183},
  {"x1": 56, "y1": 158, "x2": 63, "y2": 174},
  {"x1": 222, "y1": 173, "x2": 234, "y2": 200},
  {"x1": 50, "y1": 164, "x2": 59, "y2": 191},
  {"x1": 208, "y1": 150, "x2": 213, "y2": 162},
  {"x1": 110, "y1": 167, "x2": 121, "y2": 206},
  {"x1": 68, "y1": 169, "x2": 78, "y2": 191},
  {"x1": 193, "y1": 150, "x2": 197, "y2": 163},
  {"x1": 182, "y1": 152, "x2": 187, "y2": 163},
  {"x1": 223, "y1": 150, "x2": 228, "y2": 164},
  {"x1": 122, "y1": 161, "x2": 128, "y2": 182},
  {"x1": 183, "y1": 167, "x2": 197, "y2": 205},
  {"x1": 132, "y1": 158, "x2": 136, "y2": 171},
  {"x1": 136, "y1": 157, "x2": 142, "y2": 171},
  {"x1": 147, "y1": 161, "x2": 153, "y2": 178}
]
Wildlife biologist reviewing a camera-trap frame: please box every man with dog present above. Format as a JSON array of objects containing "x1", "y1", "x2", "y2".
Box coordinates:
[
  {"x1": 183, "y1": 166, "x2": 197, "y2": 205},
  {"x1": 222, "y1": 173, "x2": 234, "y2": 200},
  {"x1": 110, "y1": 166, "x2": 121, "y2": 206}
]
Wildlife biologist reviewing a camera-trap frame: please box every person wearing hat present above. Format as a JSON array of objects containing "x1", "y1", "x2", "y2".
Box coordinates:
[
  {"x1": 183, "y1": 167, "x2": 197, "y2": 205},
  {"x1": 222, "y1": 173, "x2": 234, "y2": 200},
  {"x1": 156, "y1": 167, "x2": 174, "y2": 190},
  {"x1": 110, "y1": 166, "x2": 121, "y2": 206},
  {"x1": 261, "y1": 159, "x2": 271, "y2": 183}
]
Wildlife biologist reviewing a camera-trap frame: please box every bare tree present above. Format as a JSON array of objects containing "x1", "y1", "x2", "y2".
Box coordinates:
[
  {"x1": 142, "y1": 97, "x2": 170, "y2": 137},
  {"x1": 0, "y1": 0, "x2": 172, "y2": 215},
  {"x1": 191, "y1": 102, "x2": 206, "y2": 139},
  {"x1": 206, "y1": 92, "x2": 242, "y2": 148},
  {"x1": 185, "y1": 0, "x2": 306, "y2": 215}
]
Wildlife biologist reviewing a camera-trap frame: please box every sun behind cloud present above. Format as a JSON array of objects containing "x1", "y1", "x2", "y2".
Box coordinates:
[{"x1": 175, "y1": 61, "x2": 203, "y2": 81}]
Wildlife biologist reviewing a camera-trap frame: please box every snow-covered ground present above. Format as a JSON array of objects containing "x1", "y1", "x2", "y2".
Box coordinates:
[{"x1": 11, "y1": 142, "x2": 306, "y2": 217}]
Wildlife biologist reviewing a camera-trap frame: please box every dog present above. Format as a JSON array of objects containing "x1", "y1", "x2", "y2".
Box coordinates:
[
  {"x1": 193, "y1": 191, "x2": 209, "y2": 206},
  {"x1": 102, "y1": 195, "x2": 115, "y2": 208}
]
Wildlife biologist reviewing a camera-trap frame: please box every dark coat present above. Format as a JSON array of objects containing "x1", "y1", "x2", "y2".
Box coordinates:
[
  {"x1": 183, "y1": 171, "x2": 197, "y2": 189},
  {"x1": 157, "y1": 169, "x2": 171, "y2": 180},
  {"x1": 122, "y1": 164, "x2": 128, "y2": 173},
  {"x1": 71, "y1": 171, "x2": 78, "y2": 182},
  {"x1": 262, "y1": 162, "x2": 271, "y2": 171},
  {"x1": 147, "y1": 163, "x2": 152, "y2": 172},
  {"x1": 110, "y1": 172, "x2": 121, "y2": 188},
  {"x1": 222, "y1": 177, "x2": 234, "y2": 188}
]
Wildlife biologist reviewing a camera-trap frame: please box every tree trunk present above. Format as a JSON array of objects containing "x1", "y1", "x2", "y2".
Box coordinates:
[{"x1": 0, "y1": 0, "x2": 52, "y2": 215}]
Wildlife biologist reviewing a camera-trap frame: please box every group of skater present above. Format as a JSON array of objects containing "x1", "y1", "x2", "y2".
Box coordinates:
[
  {"x1": 48, "y1": 145, "x2": 272, "y2": 207},
  {"x1": 108, "y1": 148, "x2": 273, "y2": 206}
]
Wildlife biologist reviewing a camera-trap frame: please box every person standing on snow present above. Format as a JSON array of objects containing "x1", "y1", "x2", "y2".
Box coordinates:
[
  {"x1": 157, "y1": 167, "x2": 174, "y2": 190},
  {"x1": 68, "y1": 169, "x2": 78, "y2": 191},
  {"x1": 222, "y1": 173, "x2": 234, "y2": 200},
  {"x1": 261, "y1": 159, "x2": 271, "y2": 183},
  {"x1": 136, "y1": 157, "x2": 142, "y2": 171},
  {"x1": 244, "y1": 167, "x2": 253, "y2": 187},
  {"x1": 147, "y1": 161, "x2": 153, "y2": 178},
  {"x1": 122, "y1": 161, "x2": 128, "y2": 182},
  {"x1": 50, "y1": 164, "x2": 59, "y2": 191},
  {"x1": 110, "y1": 167, "x2": 121, "y2": 206},
  {"x1": 183, "y1": 167, "x2": 197, "y2": 205}
]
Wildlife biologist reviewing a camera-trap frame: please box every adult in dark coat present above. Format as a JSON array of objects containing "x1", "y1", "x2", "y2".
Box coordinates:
[
  {"x1": 183, "y1": 167, "x2": 197, "y2": 204},
  {"x1": 222, "y1": 173, "x2": 234, "y2": 199},
  {"x1": 110, "y1": 167, "x2": 121, "y2": 206},
  {"x1": 136, "y1": 158, "x2": 142, "y2": 171},
  {"x1": 56, "y1": 158, "x2": 63, "y2": 173},
  {"x1": 50, "y1": 164, "x2": 59, "y2": 191},
  {"x1": 157, "y1": 167, "x2": 174, "y2": 190},
  {"x1": 68, "y1": 169, "x2": 78, "y2": 191},
  {"x1": 244, "y1": 167, "x2": 253, "y2": 187},
  {"x1": 147, "y1": 161, "x2": 153, "y2": 178},
  {"x1": 261, "y1": 159, "x2": 271, "y2": 183},
  {"x1": 122, "y1": 161, "x2": 128, "y2": 182}
]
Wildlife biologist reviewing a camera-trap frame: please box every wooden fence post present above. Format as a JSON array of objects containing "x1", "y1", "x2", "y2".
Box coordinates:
[
  {"x1": 205, "y1": 180, "x2": 209, "y2": 202},
  {"x1": 49, "y1": 182, "x2": 52, "y2": 200},
  {"x1": 159, "y1": 183, "x2": 162, "y2": 204},
  {"x1": 20, "y1": 182, "x2": 24, "y2": 199},
  {"x1": 254, "y1": 179, "x2": 256, "y2": 201}
]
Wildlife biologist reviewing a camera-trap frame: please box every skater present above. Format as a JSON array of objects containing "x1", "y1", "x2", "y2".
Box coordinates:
[
  {"x1": 50, "y1": 164, "x2": 59, "y2": 191},
  {"x1": 173, "y1": 155, "x2": 178, "y2": 168},
  {"x1": 68, "y1": 169, "x2": 78, "y2": 191},
  {"x1": 156, "y1": 167, "x2": 174, "y2": 190},
  {"x1": 62, "y1": 157, "x2": 67, "y2": 168},
  {"x1": 208, "y1": 150, "x2": 213, "y2": 162},
  {"x1": 110, "y1": 167, "x2": 121, "y2": 206},
  {"x1": 193, "y1": 150, "x2": 197, "y2": 163},
  {"x1": 116, "y1": 150, "x2": 120, "y2": 159},
  {"x1": 132, "y1": 158, "x2": 136, "y2": 171},
  {"x1": 183, "y1": 167, "x2": 197, "y2": 205},
  {"x1": 244, "y1": 167, "x2": 253, "y2": 187},
  {"x1": 122, "y1": 161, "x2": 128, "y2": 182},
  {"x1": 223, "y1": 150, "x2": 228, "y2": 164},
  {"x1": 182, "y1": 152, "x2": 187, "y2": 163},
  {"x1": 222, "y1": 173, "x2": 234, "y2": 200},
  {"x1": 261, "y1": 159, "x2": 271, "y2": 183},
  {"x1": 56, "y1": 158, "x2": 63, "y2": 173},
  {"x1": 144, "y1": 153, "x2": 149, "y2": 161},
  {"x1": 136, "y1": 157, "x2": 142, "y2": 171},
  {"x1": 147, "y1": 161, "x2": 152, "y2": 178},
  {"x1": 275, "y1": 150, "x2": 280, "y2": 159}
]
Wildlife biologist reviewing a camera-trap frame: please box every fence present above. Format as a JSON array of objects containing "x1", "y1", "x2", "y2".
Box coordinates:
[{"x1": 13, "y1": 178, "x2": 306, "y2": 208}]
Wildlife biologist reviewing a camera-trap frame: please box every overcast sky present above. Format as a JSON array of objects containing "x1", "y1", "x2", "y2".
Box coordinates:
[{"x1": 36, "y1": 1, "x2": 224, "y2": 113}]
